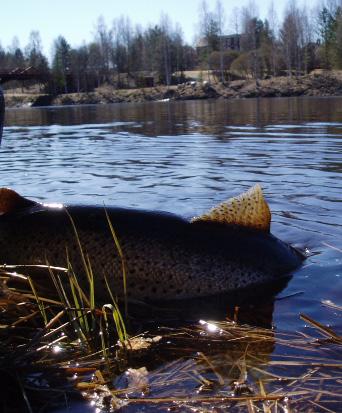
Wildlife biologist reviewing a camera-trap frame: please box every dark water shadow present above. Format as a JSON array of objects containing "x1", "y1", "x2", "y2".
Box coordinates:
[{"x1": 128, "y1": 277, "x2": 291, "y2": 332}]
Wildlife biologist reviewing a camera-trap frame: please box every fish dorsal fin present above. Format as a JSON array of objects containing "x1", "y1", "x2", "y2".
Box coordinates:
[
  {"x1": 191, "y1": 184, "x2": 271, "y2": 232},
  {"x1": 0, "y1": 188, "x2": 37, "y2": 215}
]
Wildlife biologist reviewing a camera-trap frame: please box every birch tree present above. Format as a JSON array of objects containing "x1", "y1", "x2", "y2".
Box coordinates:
[
  {"x1": 268, "y1": 1, "x2": 278, "y2": 76},
  {"x1": 280, "y1": 2, "x2": 303, "y2": 77},
  {"x1": 216, "y1": 0, "x2": 225, "y2": 82}
]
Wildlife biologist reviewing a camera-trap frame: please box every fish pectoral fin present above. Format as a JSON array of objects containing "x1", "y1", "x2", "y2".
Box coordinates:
[
  {"x1": 191, "y1": 184, "x2": 271, "y2": 232},
  {"x1": 0, "y1": 188, "x2": 38, "y2": 215}
]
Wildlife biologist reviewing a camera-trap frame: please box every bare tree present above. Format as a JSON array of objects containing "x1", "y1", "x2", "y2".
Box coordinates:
[
  {"x1": 240, "y1": 2, "x2": 260, "y2": 83},
  {"x1": 122, "y1": 17, "x2": 133, "y2": 76},
  {"x1": 280, "y1": 1, "x2": 303, "y2": 77},
  {"x1": 111, "y1": 17, "x2": 129, "y2": 87},
  {"x1": 268, "y1": 1, "x2": 278, "y2": 76},
  {"x1": 25, "y1": 31, "x2": 49, "y2": 75},
  {"x1": 230, "y1": 7, "x2": 240, "y2": 34},
  {"x1": 94, "y1": 16, "x2": 111, "y2": 83},
  {"x1": 216, "y1": 0, "x2": 225, "y2": 83},
  {"x1": 300, "y1": 5, "x2": 313, "y2": 74},
  {"x1": 160, "y1": 13, "x2": 172, "y2": 86},
  {"x1": 173, "y1": 23, "x2": 185, "y2": 83},
  {"x1": 197, "y1": 0, "x2": 220, "y2": 80}
]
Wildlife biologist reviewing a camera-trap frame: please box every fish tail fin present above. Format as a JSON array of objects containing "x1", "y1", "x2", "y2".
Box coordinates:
[{"x1": 191, "y1": 184, "x2": 271, "y2": 232}]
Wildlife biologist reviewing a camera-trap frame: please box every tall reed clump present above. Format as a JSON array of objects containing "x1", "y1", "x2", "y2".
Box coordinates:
[{"x1": 0, "y1": 212, "x2": 130, "y2": 411}]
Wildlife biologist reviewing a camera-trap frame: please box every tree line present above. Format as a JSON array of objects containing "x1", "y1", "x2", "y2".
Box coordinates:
[{"x1": 1, "y1": 0, "x2": 342, "y2": 94}]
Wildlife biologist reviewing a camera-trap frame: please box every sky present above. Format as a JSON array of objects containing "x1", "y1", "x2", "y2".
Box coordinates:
[{"x1": 1, "y1": 0, "x2": 316, "y2": 58}]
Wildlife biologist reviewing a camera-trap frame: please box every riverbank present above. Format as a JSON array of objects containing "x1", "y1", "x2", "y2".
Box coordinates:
[{"x1": 4, "y1": 70, "x2": 342, "y2": 108}]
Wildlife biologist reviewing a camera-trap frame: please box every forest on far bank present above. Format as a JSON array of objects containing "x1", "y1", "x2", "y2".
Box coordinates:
[{"x1": 1, "y1": 0, "x2": 342, "y2": 94}]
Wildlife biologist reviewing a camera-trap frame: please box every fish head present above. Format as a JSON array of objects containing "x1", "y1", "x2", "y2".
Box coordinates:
[{"x1": 0, "y1": 188, "x2": 37, "y2": 215}]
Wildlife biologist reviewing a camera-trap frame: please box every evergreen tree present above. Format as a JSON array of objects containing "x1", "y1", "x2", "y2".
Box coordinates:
[{"x1": 52, "y1": 36, "x2": 71, "y2": 93}]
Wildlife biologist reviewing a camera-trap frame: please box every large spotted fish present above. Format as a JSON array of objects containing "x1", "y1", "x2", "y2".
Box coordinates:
[{"x1": 0, "y1": 185, "x2": 304, "y2": 301}]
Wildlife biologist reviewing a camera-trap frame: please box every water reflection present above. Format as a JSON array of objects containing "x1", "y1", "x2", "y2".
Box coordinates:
[
  {"x1": 129, "y1": 278, "x2": 290, "y2": 330},
  {"x1": 5, "y1": 96, "x2": 342, "y2": 137}
]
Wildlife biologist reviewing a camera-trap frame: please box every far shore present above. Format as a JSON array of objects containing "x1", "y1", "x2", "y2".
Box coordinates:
[{"x1": 4, "y1": 70, "x2": 342, "y2": 108}]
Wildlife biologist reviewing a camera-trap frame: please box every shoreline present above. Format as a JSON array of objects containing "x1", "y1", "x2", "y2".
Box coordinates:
[{"x1": 4, "y1": 71, "x2": 342, "y2": 108}]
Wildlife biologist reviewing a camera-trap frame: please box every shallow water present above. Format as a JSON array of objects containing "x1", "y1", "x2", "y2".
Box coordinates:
[{"x1": 1, "y1": 97, "x2": 342, "y2": 410}]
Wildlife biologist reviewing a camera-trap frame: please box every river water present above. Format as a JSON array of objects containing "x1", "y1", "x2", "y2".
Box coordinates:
[{"x1": 1, "y1": 97, "x2": 342, "y2": 410}]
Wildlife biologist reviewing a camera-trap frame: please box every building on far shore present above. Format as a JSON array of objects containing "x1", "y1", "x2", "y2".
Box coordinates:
[
  {"x1": 196, "y1": 34, "x2": 241, "y2": 53},
  {"x1": 221, "y1": 34, "x2": 241, "y2": 51}
]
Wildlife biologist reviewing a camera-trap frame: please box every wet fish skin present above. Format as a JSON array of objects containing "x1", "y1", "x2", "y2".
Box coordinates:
[{"x1": 0, "y1": 204, "x2": 303, "y2": 301}]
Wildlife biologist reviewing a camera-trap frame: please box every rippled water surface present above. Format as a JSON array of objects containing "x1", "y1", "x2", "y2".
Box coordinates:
[{"x1": 2, "y1": 97, "x2": 342, "y2": 334}]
